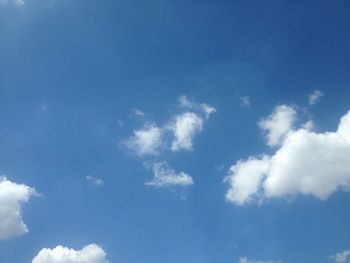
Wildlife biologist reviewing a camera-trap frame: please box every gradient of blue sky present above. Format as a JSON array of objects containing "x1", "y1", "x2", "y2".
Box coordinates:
[{"x1": 1, "y1": 1, "x2": 350, "y2": 262}]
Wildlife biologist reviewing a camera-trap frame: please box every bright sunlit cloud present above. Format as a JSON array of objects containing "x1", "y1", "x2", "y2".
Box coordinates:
[{"x1": 226, "y1": 108, "x2": 350, "y2": 205}]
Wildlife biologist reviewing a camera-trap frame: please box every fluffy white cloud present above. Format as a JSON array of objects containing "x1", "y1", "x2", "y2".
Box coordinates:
[
  {"x1": 170, "y1": 112, "x2": 203, "y2": 151},
  {"x1": 226, "y1": 109, "x2": 350, "y2": 205},
  {"x1": 225, "y1": 156, "x2": 270, "y2": 205},
  {"x1": 32, "y1": 244, "x2": 108, "y2": 263},
  {"x1": 124, "y1": 124, "x2": 163, "y2": 156},
  {"x1": 308, "y1": 90, "x2": 323, "y2": 105},
  {"x1": 0, "y1": 177, "x2": 36, "y2": 240},
  {"x1": 124, "y1": 96, "x2": 214, "y2": 190},
  {"x1": 330, "y1": 250, "x2": 350, "y2": 263},
  {"x1": 145, "y1": 161, "x2": 194, "y2": 187},
  {"x1": 239, "y1": 257, "x2": 280, "y2": 263},
  {"x1": 258, "y1": 105, "x2": 296, "y2": 147}
]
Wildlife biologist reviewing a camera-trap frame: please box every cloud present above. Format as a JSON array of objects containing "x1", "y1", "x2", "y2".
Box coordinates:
[
  {"x1": 225, "y1": 109, "x2": 350, "y2": 205},
  {"x1": 169, "y1": 112, "x2": 203, "y2": 151},
  {"x1": 330, "y1": 250, "x2": 350, "y2": 263},
  {"x1": 178, "y1": 95, "x2": 216, "y2": 119},
  {"x1": 86, "y1": 176, "x2": 104, "y2": 187},
  {"x1": 125, "y1": 96, "x2": 215, "y2": 155},
  {"x1": 308, "y1": 90, "x2": 323, "y2": 105},
  {"x1": 145, "y1": 161, "x2": 194, "y2": 187},
  {"x1": 0, "y1": 177, "x2": 36, "y2": 240},
  {"x1": 240, "y1": 96, "x2": 251, "y2": 108},
  {"x1": 131, "y1": 108, "x2": 145, "y2": 117},
  {"x1": 225, "y1": 156, "x2": 270, "y2": 205},
  {"x1": 0, "y1": 0, "x2": 25, "y2": 6},
  {"x1": 258, "y1": 105, "x2": 297, "y2": 147},
  {"x1": 32, "y1": 244, "x2": 108, "y2": 263},
  {"x1": 123, "y1": 96, "x2": 214, "y2": 190},
  {"x1": 124, "y1": 124, "x2": 163, "y2": 156},
  {"x1": 239, "y1": 257, "x2": 281, "y2": 263}
]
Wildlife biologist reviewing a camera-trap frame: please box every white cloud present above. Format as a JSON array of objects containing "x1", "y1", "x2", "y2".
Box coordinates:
[
  {"x1": 240, "y1": 96, "x2": 251, "y2": 108},
  {"x1": 258, "y1": 105, "x2": 297, "y2": 147},
  {"x1": 239, "y1": 257, "x2": 281, "y2": 263},
  {"x1": 124, "y1": 124, "x2": 163, "y2": 156},
  {"x1": 226, "y1": 109, "x2": 350, "y2": 205},
  {"x1": 178, "y1": 95, "x2": 216, "y2": 119},
  {"x1": 330, "y1": 250, "x2": 350, "y2": 263},
  {"x1": 131, "y1": 108, "x2": 145, "y2": 117},
  {"x1": 225, "y1": 156, "x2": 270, "y2": 205},
  {"x1": 169, "y1": 112, "x2": 203, "y2": 151},
  {"x1": 32, "y1": 244, "x2": 108, "y2": 263},
  {"x1": 0, "y1": 177, "x2": 36, "y2": 240},
  {"x1": 125, "y1": 96, "x2": 215, "y2": 155},
  {"x1": 145, "y1": 161, "x2": 194, "y2": 187},
  {"x1": 86, "y1": 176, "x2": 104, "y2": 187},
  {"x1": 308, "y1": 90, "x2": 323, "y2": 105}
]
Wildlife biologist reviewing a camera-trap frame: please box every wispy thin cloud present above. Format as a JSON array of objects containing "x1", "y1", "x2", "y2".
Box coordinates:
[
  {"x1": 240, "y1": 96, "x2": 251, "y2": 108},
  {"x1": 86, "y1": 175, "x2": 104, "y2": 187},
  {"x1": 145, "y1": 161, "x2": 194, "y2": 187},
  {"x1": 131, "y1": 108, "x2": 146, "y2": 117},
  {"x1": 308, "y1": 90, "x2": 323, "y2": 105}
]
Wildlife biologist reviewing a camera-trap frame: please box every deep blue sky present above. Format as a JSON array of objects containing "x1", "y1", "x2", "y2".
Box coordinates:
[{"x1": 1, "y1": 1, "x2": 350, "y2": 262}]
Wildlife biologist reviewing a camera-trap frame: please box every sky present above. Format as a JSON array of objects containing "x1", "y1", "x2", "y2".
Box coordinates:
[{"x1": 1, "y1": 1, "x2": 350, "y2": 263}]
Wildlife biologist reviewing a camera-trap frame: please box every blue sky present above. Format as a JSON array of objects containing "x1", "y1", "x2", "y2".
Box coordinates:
[{"x1": 1, "y1": 1, "x2": 350, "y2": 263}]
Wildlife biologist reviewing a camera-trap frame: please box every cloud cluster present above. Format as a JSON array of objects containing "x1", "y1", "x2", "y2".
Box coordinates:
[
  {"x1": 124, "y1": 96, "x2": 215, "y2": 156},
  {"x1": 330, "y1": 250, "x2": 350, "y2": 263},
  {"x1": 32, "y1": 244, "x2": 108, "y2": 263},
  {"x1": 0, "y1": 177, "x2": 36, "y2": 240},
  {"x1": 124, "y1": 96, "x2": 215, "y2": 188},
  {"x1": 226, "y1": 106, "x2": 350, "y2": 205}
]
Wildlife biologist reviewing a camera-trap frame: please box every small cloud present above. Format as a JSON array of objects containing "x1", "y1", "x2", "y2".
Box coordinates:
[
  {"x1": 39, "y1": 103, "x2": 48, "y2": 113},
  {"x1": 258, "y1": 105, "x2": 297, "y2": 147},
  {"x1": 169, "y1": 112, "x2": 203, "y2": 152},
  {"x1": 215, "y1": 164, "x2": 225, "y2": 172},
  {"x1": 302, "y1": 120, "x2": 314, "y2": 130},
  {"x1": 117, "y1": 119, "x2": 124, "y2": 127},
  {"x1": 124, "y1": 124, "x2": 164, "y2": 156},
  {"x1": 178, "y1": 95, "x2": 216, "y2": 119},
  {"x1": 145, "y1": 161, "x2": 194, "y2": 187},
  {"x1": 239, "y1": 257, "x2": 281, "y2": 263},
  {"x1": 131, "y1": 108, "x2": 146, "y2": 117},
  {"x1": 86, "y1": 175, "x2": 104, "y2": 187},
  {"x1": 308, "y1": 90, "x2": 323, "y2": 105},
  {"x1": 240, "y1": 96, "x2": 251, "y2": 108}
]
